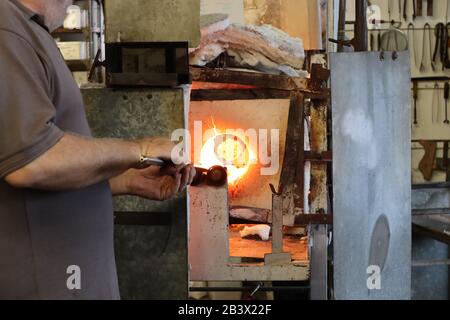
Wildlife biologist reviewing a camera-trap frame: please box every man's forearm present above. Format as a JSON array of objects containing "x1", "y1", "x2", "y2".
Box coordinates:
[{"x1": 5, "y1": 133, "x2": 141, "y2": 190}]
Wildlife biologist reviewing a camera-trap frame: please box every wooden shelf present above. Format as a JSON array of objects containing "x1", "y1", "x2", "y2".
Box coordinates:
[{"x1": 52, "y1": 0, "x2": 103, "y2": 74}]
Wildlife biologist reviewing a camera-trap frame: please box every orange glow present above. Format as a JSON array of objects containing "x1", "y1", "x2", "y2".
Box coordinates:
[{"x1": 200, "y1": 131, "x2": 255, "y2": 185}]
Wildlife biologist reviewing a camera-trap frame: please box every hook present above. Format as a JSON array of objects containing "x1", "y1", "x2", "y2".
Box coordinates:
[{"x1": 392, "y1": 51, "x2": 398, "y2": 60}]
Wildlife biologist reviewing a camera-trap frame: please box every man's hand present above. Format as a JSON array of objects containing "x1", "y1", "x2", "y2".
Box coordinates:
[{"x1": 110, "y1": 164, "x2": 196, "y2": 201}]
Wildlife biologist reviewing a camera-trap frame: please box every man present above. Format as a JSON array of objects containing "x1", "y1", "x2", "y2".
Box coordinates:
[{"x1": 0, "y1": 0, "x2": 196, "y2": 299}]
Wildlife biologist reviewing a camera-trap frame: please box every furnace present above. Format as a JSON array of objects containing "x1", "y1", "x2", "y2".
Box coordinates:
[{"x1": 186, "y1": 66, "x2": 330, "y2": 284}]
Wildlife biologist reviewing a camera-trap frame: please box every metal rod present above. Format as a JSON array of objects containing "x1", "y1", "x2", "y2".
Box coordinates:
[
  {"x1": 338, "y1": 0, "x2": 347, "y2": 52},
  {"x1": 413, "y1": 182, "x2": 450, "y2": 189},
  {"x1": 189, "y1": 286, "x2": 310, "y2": 293},
  {"x1": 411, "y1": 87, "x2": 446, "y2": 90},
  {"x1": 354, "y1": 0, "x2": 368, "y2": 51},
  {"x1": 412, "y1": 259, "x2": 450, "y2": 267},
  {"x1": 412, "y1": 76, "x2": 450, "y2": 81},
  {"x1": 413, "y1": 208, "x2": 450, "y2": 216},
  {"x1": 345, "y1": 26, "x2": 445, "y2": 32},
  {"x1": 412, "y1": 139, "x2": 450, "y2": 142}
]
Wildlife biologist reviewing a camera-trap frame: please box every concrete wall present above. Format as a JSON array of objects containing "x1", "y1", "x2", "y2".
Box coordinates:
[
  {"x1": 82, "y1": 87, "x2": 188, "y2": 300},
  {"x1": 243, "y1": 0, "x2": 323, "y2": 50}
]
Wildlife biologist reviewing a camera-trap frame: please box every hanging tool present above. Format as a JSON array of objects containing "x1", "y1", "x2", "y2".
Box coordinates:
[
  {"x1": 381, "y1": 21, "x2": 408, "y2": 51},
  {"x1": 404, "y1": 0, "x2": 416, "y2": 21},
  {"x1": 447, "y1": 0, "x2": 449, "y2": 23},
  {"x1": 433, "y1": 23, "x2": 448, "y2": 70},
  {"x1": 388, "y1": 0, "x2": 400, "y2": 22},
  {"x1": 370, "y1": 32, "x2": 375, "y2": 51},
  {"x1": 427, "y1": 0, "x2": 433, "y2": 17},
  {"x1": 420, "y1": 23, "x2": 434, "y2": 72},
  {"x1": 388, "y1": 0, "x2": 393, "y2": 21},
  {"x1": 434, "y1": 142, "x2": 450, "y2": 182},
  {"x1": 377, "y1": 29, "x2": 382, "y2": 51},
  {"x1": 444, "y1": 82, "x2": 450, "y2": 124},
  {"x1": 408, "y1": 23, "x2": 418, "y2": 68},
  {"x1": 442, "y1": 142, "x2": 450, "y2": 182},
  {"x1": 432, "y1": 83, "x2": 441, "y2": 123},
  {"x1": 445, "y1": 23, "x2": 450, "y2": 69},
  {"x1": 417, "y1": 0, "x2": 423, "y2": 17},
  {"x1": 413, "y1": 81, "x2": 419, "y2": 125},
  {"x1": 387, "y1": 0, "x2": 402, "y2": 22}
]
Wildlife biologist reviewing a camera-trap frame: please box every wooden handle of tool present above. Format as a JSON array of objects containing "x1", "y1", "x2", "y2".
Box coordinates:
[
  {"x1": 445, "y1": 82, "x2": 450, "y2": 100},
  {"x1": 419, "y1": 140, "x2": 437, "y2": 181},
  {"x1": 427, "y1": 0, "x2": 433, "y2": 17}
]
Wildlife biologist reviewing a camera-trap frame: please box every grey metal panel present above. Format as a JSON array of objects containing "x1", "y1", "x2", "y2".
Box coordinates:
[
  {"x1": 331, "y1": 52, "x2": 412, "y2": 300},
  {"x1": 310, "y1": 225, "x2": 328, "y2": 300},
  {"x1": 82, "y1": 87, "x2": 188, "y2": 300}
]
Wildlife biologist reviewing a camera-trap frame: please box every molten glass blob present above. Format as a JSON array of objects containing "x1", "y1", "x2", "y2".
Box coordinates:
[{"x1": 200, "y1": 133, "x2": 254, "y2": 184}]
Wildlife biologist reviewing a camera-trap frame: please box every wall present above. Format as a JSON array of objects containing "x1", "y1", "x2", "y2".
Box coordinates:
[
  {"x1": 82, "y1": 87, "x2": 189, "y2": 300},
  {"x1": 245, "y1": 0, "x2": 323, "y2": 50},
  {"x1": 344, "y1": 0, "x2": 450, "y2": 184}
]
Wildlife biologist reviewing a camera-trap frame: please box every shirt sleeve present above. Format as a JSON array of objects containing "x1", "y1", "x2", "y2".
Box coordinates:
[{"x1": 0, "y1": 30, "x2": 64, "y2": 178}]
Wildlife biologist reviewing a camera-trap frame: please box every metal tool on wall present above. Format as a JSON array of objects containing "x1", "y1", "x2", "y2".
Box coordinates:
[
  {"x1": 432, "y1": 82, "x2": 441, "y2": 123},
  {"x1": 417, "y1": 0, "x2": 423, "y2": 17},
  {"x1": 444, "y1": 82, "x2": 450, "y2": 124},
  {"x1": 408, "y1": 23, "x2": 419, "y2": 68},
  {"x1": 427, "y1": 0, "x2": 433, "y2": 17},
  {"x1": 420, "y1": 23, "x2": 434, "y2": 72},
  {"x1": 432, "y1": 23, "x2": 450, "y2": 70},
  {"x1": 380, "y1": 21, "x2": 408, "y2": 51},
  {"x1": 370, "y1": 32, "x2": 375, "y2": 51},
  {"x1": 403, "y1": 0, "x2": 416, "y2": 21},
  {"x1": 387, "y1": 0, "x2": 401, "y2": 23},
  {"x1": 413, "y1": 80, "x2": 419, "y2": 125}
]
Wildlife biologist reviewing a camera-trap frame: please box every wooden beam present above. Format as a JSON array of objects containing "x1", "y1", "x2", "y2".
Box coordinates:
[
  {"x1": 190, "y1": 67, "x2": 308, "y2": 91},
  {"x1": 191, "y1": 89, "x2": 291, "y2": 101}
]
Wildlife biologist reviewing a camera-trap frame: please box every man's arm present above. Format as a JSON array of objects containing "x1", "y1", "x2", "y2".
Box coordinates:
[{"x1": 4, "y1": 133, "x2": 175, "y2": 191}]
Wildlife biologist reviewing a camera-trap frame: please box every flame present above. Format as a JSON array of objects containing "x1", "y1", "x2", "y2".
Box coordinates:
[{"x1": 199, "y1": 128, "x2": 255, "y2": 185}]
